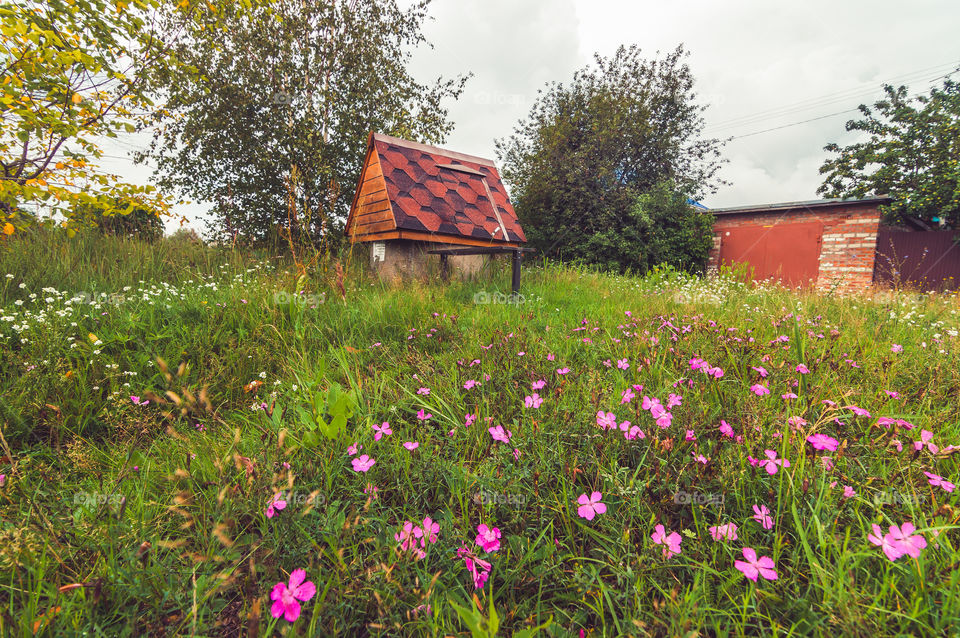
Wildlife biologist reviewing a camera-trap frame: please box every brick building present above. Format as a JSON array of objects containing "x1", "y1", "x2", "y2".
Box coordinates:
[{"x1": 707, "y1": 197, "x2": 892, "y2": 293}]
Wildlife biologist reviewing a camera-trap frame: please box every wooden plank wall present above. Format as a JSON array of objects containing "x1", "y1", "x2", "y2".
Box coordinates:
[{"x1": 350, "y1": 150, "x2": 395, "y2": 237}]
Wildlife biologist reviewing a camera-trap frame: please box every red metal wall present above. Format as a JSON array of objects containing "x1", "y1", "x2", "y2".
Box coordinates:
[
  {"x1": 874, "y1": 229, "x2": 960, "y2": 291},
  {"x1": 718, "y1": 222, "x2": 823, "y2": 287}
]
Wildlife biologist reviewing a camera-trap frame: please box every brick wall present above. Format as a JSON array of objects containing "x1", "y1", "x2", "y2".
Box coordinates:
[{"x1": 707, "y1": 204, "x2": 883, "y2": 293}]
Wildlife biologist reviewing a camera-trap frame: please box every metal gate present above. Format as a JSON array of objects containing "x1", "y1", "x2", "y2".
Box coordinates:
[
  {"x1": 874, "y1": 228, "x2": 960, "y2": 290},
  {"x1": 718, "y1": 222, "x2": 823, "y2": 287}
]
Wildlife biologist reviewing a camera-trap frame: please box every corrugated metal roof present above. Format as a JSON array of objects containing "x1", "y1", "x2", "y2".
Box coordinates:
[{"x1": 709, "y1": 196, "x2": 893, "y2": 216}]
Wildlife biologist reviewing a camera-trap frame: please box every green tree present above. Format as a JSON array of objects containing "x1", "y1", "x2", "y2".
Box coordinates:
[
  {"x1": 818, "y1": 78, "x2": 960, "y2": 228},
  {"x1": 0, "y1": 0, "x2": 190, "y2": 235},
  {"x1": 496, "y1": 45, "x2": 724, "y2": 271},
  {"x1": 141, "y1": 0, "x2": 468, "y2": 248}
]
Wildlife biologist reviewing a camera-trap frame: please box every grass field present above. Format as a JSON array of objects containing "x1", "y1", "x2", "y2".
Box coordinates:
[{"x1": 1, "y1": 229, "x2": 959, "y2": 636}]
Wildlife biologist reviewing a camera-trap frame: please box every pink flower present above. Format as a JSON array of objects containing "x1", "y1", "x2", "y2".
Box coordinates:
[
  {"x1": 888, "y1": 522, "x2": 927, "y2": 559},
  {"x1": 750, "y1": 384, "x2": 770, "y2": 396},
  {"x1": 465, "y1": 413, "x2": 477, "y2": 427},
  {"x1": 422, "y1": 516, "x2": 440, "y2": 544},
  {"x1": 417, "y1": 387, "x2": 431, "y2": 395},
  {"x1": 751, "y1": 366, "x2": 768, "y2": 377},
  {"x1": 416, "y1": 409, "x2": 432, "y2": 421},
  {"x1": 924, "y1": 471, "x2": 956, "y2": 493},
  {"x1": 524, "y1": 393, "x2": 543, "y2": 408},
  {"x1": 372, "y1": 422, "x2": 392, "y2": 441},
  {"x1": 806, "y1": 433, "x2": 839, "y2": 452},
  {"x1": 577, "y1": 492, "x2": 607, "y2": 520},
  {"x1": 795, "y1": 364, "x2": 809, "y2": 374},
  {"x1": 457, "y1": 545, "x2": 492, "y2": 589},
  {"x1": 475, "y1": 524, "x2": 501, "y2": 552},
  {"x1": 842, "y1": 485, "x2": 856, "y2": 499},
  {"x1": 403, "y1": 441, "x2": 419, "y2": 451},
  {"x1": 616, "y1": 358, "x2": 629, "y2": 370},
  {"x1": 845, "y1": 405, "x2": 871, "y2": 417},
  {"x1": 914, "y1": 430, "x2": 939, "y2": 453},
  {"x1": 666, "y1": 393, "x2": 683, "y2": 409},
  {"x1": 513, "y1": 448, "x2": 521, "y2": 461},
  {"x1": 885, "y1": 390, "x2": 900, "y2": 399},
  {"x1": 709, "y1": 523, "x2": 738, "y2": 542},
  {"x1": 596, "y1": 411, "x2": 618, "y2": 431},
  {"x1": 868, "y1": 524, "x2": 905, "y2": 562},
  {"x1": 758, "y1": 449, "x2": 790, "y2": 475},
  {"x1": 266, "y1": 493, "x2": 287, "y2": 518},
  {"x1": 532, "y1": 379, "x2": 546, "y2": 390},
  {"x1": 621, "y1": 388, "x2": 636, "y2": 404},
  {"x1": 781, "y1": 392, "x2": 798, "y2": 400},
  {"x1": 685, "y1": 429, "x2": 696, "y2": 442},
  {"x1": 488, "y1": 425, "x2": 512, "y2": 444},
  {"x1": 270, "y1": 568, "x2": 316, "y2": 621},
  {"x1": 719, "y1": 420, "x2": 736, "y2": 439},
  {"x1": 556, "y1": 367, "x2": 570, "y2": 375},
  {"x1": 891, "y1": 344, "x2": 903, "y2": 353},
  {"x1": 351, "y1": 455, "x2": 375, "y2": 472},
  {"x1": 463, "y1": 379, "x2": 478, "y2": 390},
  {"x1": 734, "y1": 548, "x2": 778, "y2": 582},
  {"x1": 752, "y1": 504, "x2": 774, "y2": 529},
  {"x1": 347, "y1": 442, "x2": 362, "y2": 456},
  {"x1": 651, "y1": 524, "x2": 682, "y2": 559},
  {"x1": 130, "y1": 395, "x2": 149, "y2": 406}
]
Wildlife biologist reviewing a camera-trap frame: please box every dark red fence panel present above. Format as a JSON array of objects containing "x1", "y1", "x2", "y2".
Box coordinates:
[{"x1": 874, "y1": 228, "x2": 960, "y2": 290}]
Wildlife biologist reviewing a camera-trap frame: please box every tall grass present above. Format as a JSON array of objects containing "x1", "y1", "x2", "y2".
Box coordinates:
[{"x1": 0, "y1": 230, "x2": 958, "y2": 635}]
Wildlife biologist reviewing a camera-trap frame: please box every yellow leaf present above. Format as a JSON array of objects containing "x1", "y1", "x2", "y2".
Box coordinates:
[
  {"x1": 2, "y1": 223, "x2": 13, "y2": 235},
  {"x1": 88, "y1": 333, "x2": 98, "y2": 343},
  {"x1": 71, "y1": 93, "x2": 81, "y2": 104}
]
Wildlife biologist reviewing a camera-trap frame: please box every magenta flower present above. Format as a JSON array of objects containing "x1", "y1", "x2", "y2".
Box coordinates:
[
  {"x1": 556, "y1": 367, "x2": 570, "y2": 375},
  {"x1": 270, "y1": 568, "x2": 316, "y2": 622},
  {"x1": 750, "y1": 384, "x2": 770, "y2": 396},
  {"x1": 488, "y1": 425, "x2": 512, "y2": 444},
  {"x1": 621, "y1": 388, "x2": 636, "y2": 404},
  {"x1": 616, "y1": 358, "x2": 629, "y2": 370},
  {"x1": 719, "y1": 420, "x2": 736, "y2": 439},
  {"x1": 416, "y1": 409, "x2": 432, "y2": 421},
  {"x1": 596, "y1": 411, "x2": 618, "y2": 431},
  {"x1": 524, "y1": 393, "x2": 543, "y2": 408},
  {"x1": 914, "y1": 430, "x2": 939, "y2": 453},
  {"x1": 796, "y1": 364, "x2": 809, "y2": 374},
  {"x1": 422, "y1": 516, "x2": 440, "y2": 544},
  {"x1": 758, "y1": 449, "x2": 790, "y2": 475},
  {"x1": 130, "y1": 395, "x2": 150, "y2": 406},
  {"x1": 781, "y1": 392, "x2": 798, "y2": 400},
  {"x1": 751, "y1": 366, "x2": 768, "y2": 377},
  {"x1": 463, "y1": 379, "x2": 478, "y2": 390},
  {"x1": 709, "y1": 523, "x2": 738, "y2": 541},
  {"x1": 465, "y1": 413, "x2": 477, "y2": 427},
  {"x1": 651, "y1": 524, "x2": 682, "y2": 559},
  {"x1": 372, "y1": 422, "x2": 392, "y2": 441},
  {"x1": 752, "y1": 504, "x2": 774, "y2": 529},
  {"x1": 347, "y1": 442, "x2": 362, "y2": 456},
  {"x1": 734, "y1": 548, "x2": 778, "y2": 582},
  {"x1": 888, "y1": 522, "x2": 927, "y2": 558},
  {"x1": 417, "y1": 387, "x2": 430, "y2": 395},
  {"x1": 351, "y1": 455, "x2": 375, "y2": 472},
  {"x1": 403, "y1": 441, "x2": 419, "y2": 451},
  {"x1": 845, "y1": 405, "x2": 871, "y2": 417},
  {"x1": 265, "y1": 492, "x2": 287, "y2": 518},
  {"x1": 842, "y1": 485, "x2": 856, "y2": 499},
  {"x1": 891, "y1": 344, "x2": 903, "y2": 353},
  {"x1": 807, "y1": 433, "x2": 839, "y2": 452},
  {"x1": 577, "y1": 492, "x2": 607, "y2": 520},
  {"x1": 868, "y1": 524, "x2": 905, "y2": 561},
  {"x1": 457, "y1": 545, "x2": 492, "y2": 589},
  {"x1": 532, "y1": 379, "x2": 546, "y2": 390},
  {"x1": 924, "y1": 471, "x2": 955, "y2": 493},
  {"x1": 475, "y1": 524, "x2": 501, "y2": 552}
]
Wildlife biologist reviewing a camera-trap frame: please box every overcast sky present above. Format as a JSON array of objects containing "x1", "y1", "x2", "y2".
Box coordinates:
[{"x1": 97, "y1": 0, "x2": 960, "y2": 232}]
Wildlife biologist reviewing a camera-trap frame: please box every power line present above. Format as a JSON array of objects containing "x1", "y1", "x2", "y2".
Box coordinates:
[
  {"x1": 705, "y1": 59, "x2": 960, "y2": 134},
  {"x1": 726, "y1": 108, "x2": 857, "y2": 140}
]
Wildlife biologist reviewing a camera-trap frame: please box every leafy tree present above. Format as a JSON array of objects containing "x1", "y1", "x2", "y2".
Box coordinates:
[
  {"x1": 141, "y1": 0, "x2": 468, "y2": 248},
  {"x1": 0, "y1": 0, "x2": 190, "y2": 235},
  {"x1": 818, "y1": 78, "x2": 960, "y2": 228},
  {"x1": 79, "y1": 200, "x2": 165, "y2": 242},
  {"x1": 496, "y1": 45, "x2": 724, "y2": 271}
]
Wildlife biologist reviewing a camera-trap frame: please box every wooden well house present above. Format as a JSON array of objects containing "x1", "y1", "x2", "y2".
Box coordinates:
[{"x1": 346, "y1": 133, "x2": 530, "y2": 287}]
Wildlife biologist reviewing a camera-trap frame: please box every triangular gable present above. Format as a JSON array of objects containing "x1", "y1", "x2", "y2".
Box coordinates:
[{"x1": 345, "y1": 134, "x2": 396, "y2": 238}]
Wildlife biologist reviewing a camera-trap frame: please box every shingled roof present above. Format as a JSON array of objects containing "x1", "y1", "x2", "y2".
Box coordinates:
[{"x1": 346, "y1": 133, "x2": 526, "y2": 247}]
